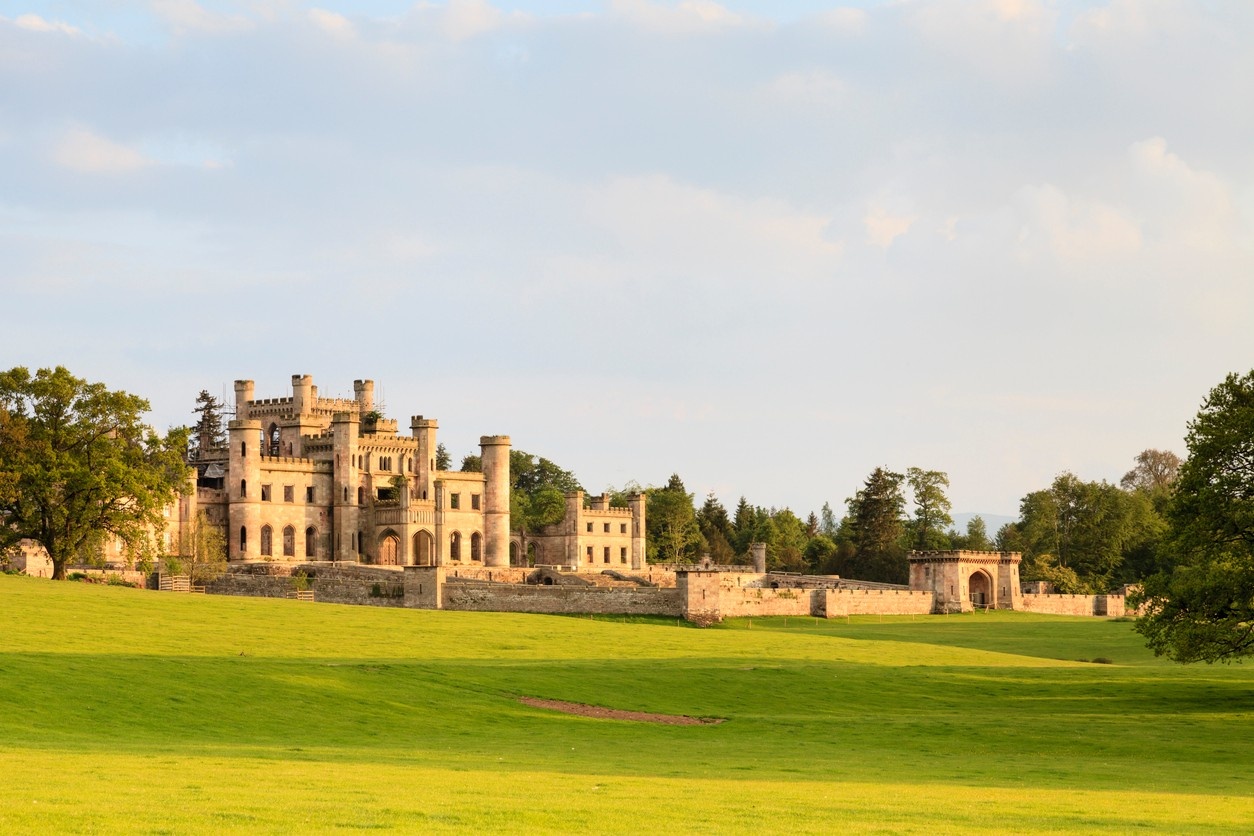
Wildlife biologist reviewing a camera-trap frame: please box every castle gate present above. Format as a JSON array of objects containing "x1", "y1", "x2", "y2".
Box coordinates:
[
  {"x1": 969, "y1": 569, "x2": 992, "y2": 608},
  {"x1": 379, "y1": 533, "x2": 400, "y2": 566}
]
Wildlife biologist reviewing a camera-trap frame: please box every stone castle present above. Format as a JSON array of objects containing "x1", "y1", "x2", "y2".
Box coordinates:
[
  {"x1": 10, "y1": 373, "x2": 1135, "y2": 623},
  {"x1": 188, "y1": 374, "x2": 647, "y2": 572}
]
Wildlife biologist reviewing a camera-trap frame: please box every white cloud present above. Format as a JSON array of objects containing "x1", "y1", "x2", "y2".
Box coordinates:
[
  {"x1": 909, "y1": 0, "x2": 1057, "y2": 84},
  {"x1": 1013, "y1": 183, "x2": 1142, "y2": 263},
  {"x1": 150, "y1": 0, "x2": 252, "y2": 36},
  {"x1": 865, "y1": 206, "x2": 917, "y2": 249},
  {"x1": 813, "y1": 8, "x2": 868, "y2": 35},
  {"x1": 586, "y1": 174, "x2": 842, "y2": 283},
  {"x1": 1128, "y1": 137, "x2": 1238, "y2": 254},
  {"x1": 611, "y1": 0, "x2": 751, "y2": 35},
  {"x1": 308, "y1": 8, "x2": 354, "y2": 39},
  {"x1": 761, "y1": 70, "x2": 846, "y2": 106},
  {"x1": 12, "y1": 13, "x2": 83, "y2": 36},
  {"x1": 52, "y1": 128, "x2": 151, "y2": 174}
]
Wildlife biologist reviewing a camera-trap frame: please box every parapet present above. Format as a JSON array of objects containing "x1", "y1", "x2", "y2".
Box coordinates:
[{"x1": 480, "y1": 435, "x2": 511, "y2": 446}]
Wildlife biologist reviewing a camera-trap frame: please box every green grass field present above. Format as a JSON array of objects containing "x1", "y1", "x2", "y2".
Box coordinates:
[{"x1": 1, "y1": 575, "x2": 1252, "y2": 833}]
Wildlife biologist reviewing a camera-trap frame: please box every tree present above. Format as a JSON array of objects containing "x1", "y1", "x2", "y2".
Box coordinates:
[
  {"x1": 1121, "y1": 449, "x2": 1182, "y2": 496},
  {"x1": 963, "y1": 515, "x2": 992, "y2": 551},
  {"x1": 696, "y1": 493, "x2": 736, "y2": 564},
  {"x1": 1135, "y1": 371, "x2": 1254, "y2": 663},
  {"x1": 168, "y1": 510, "x2": 228, "y2": 585},
  {"x1": 189, "y1": 390, "x2": 226, "y2": 461},
  {"x1": 434, "y1": 443, "x2": 451, "y2": 471},
  {"x1": 906, "y1": 467, "x2": 953, "y2": 551},
  {"x1": 646, "y1": 474, "x2": 704, "y2": 563},
  {"x1": 844, "y1": 467, "x2": 907, "y2": 583},
  {"x1": 460, "y1": 453, "x2": 482, "y2": 473},
  {"x1": 818, "y1": 501, "x2": 838, "y2": 538},
  {"x1": 507, "y1": 449, "x2": 583, "y2": 563},
  {"x1": 0, "y1": 366, "x2": 189, "y2": 580}
]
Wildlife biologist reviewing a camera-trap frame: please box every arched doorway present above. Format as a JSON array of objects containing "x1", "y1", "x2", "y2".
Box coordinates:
[
  {"x1": 413, "y1": 530, "x2": 434, "y2": 565},
  {"x1": 969, "y1": 570, "x2": 992, "y2": 608},
  {"x1": 509, "y1": 540, "x2": 519, "y2": 565},
  {"x1": 378, "y1": 532, "x2": 400, "y2": 565}
]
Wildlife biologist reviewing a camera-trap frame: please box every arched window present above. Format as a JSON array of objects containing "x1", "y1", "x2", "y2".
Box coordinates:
[
  {"x1": 357, "y1": 486, "x2": 364, "y2": 505},
  {"x1": 450, "y1": 531, "x2": 462, "y2": 561},
  {"x1": 471, "y1": 532, "x2": 482, "y2": 562},
  {"x1": 240, "y1": 479, "x2": 247, "y2": 498},
  {"x1": 282, "y1": 525, "x2": 295, "y2": 557},
  {"x1": 268, "y1": 423, "x2": 280, "y2": 457},
  {"x1": 305, "y1": 527, "x2": 317, "y2": 558},
  {"x1": 261, "y1": 525, "x2": 273, "y2": 557},
  {"x1": 239, "y1": 526, "x2": 247, "y2": 552},
  {"x1": 241, "y1": 441, "x2": 246, "y2": 457}
]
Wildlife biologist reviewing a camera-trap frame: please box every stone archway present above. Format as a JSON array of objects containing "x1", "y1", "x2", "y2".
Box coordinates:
[
  {"x1": 378, "y1": 532, "x2": 400, "y2": 566},
  {"x1": 413, "y1": 530, "x2": 434, "y2": 566},
  {"x1": 969, "y1": 569, "x2": 992, "y2": 608}
]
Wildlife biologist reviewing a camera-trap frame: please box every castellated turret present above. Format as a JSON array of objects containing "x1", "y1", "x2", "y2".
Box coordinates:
[
  {"x1": 353, "y1": 379, "x2": 374, "y2": 415},
  {"x1": 233, "y1": 380, "x2": 255, "y2": 421},
  {"x1": 291, "y1": 374, "x2": 313, "y2": 414},
  {"x1": 227, "y1": 418, "x2": 262, "y2": 560},
  {"x1": 480, "y1": 435, "x2": 511, "y2": 567}
]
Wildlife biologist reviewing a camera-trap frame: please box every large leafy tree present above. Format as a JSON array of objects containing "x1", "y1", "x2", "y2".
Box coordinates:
[
  {"x1": 507, "y1": 449, "x2": 583, "y2": 561},
  {"x1": 0, "y1": 366, "x2": 189, "y2": 580},
  {"x1": 1136, "y1": 371, "x2": 1254, "y2": 663},
  {"x1": 646, "y1": 474, "x2": 704, "y2": 563},
  {"x1": 905, "y1": 467, "x2": 953, "y2": 551}
]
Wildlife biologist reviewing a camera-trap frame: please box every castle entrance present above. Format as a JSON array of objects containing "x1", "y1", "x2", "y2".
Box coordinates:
[
  {"x1": 378, "y1": 534, "x2": 400, "y2": 565},
  {"x1": 413, "y1": 530, "x2": 434, "y2": 566},
  {"x1": 969, "y1": 570, "x2": 991, "y2": 608}
]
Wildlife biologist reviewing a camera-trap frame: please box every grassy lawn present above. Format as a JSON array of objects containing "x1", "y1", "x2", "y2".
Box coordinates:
[{"x1": 1, "y1": 575, "x2": 1252, "y2": 833}]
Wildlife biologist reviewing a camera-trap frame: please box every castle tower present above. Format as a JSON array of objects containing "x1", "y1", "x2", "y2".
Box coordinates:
[
  {"x1": 628, "y1": 492, "x2": 647, "y2": 570},
  {"x1": 233, "y1": 379, "x2": 255, "y2": 422},
  {"x1": 750, "y1": 542, "x2": 767, "y2": 573},
  {"x1": 410, "y1": 416, "x2": 438, "y2": 501},
  {"x1": 480, "y1": 435, "x2": 512, "y2": 568},
  {"x1": 331, "y1": 412, "x2": 361, "y2": 561},
  {"x1": 354, "y1": 379, "x2": 374, "y2": 415},
  {"x1": 227, "y1": 418, "x2": 262, "y2": 560},
  {"x1": 291, "y1": 374, "x2": 313, "y2": 415}
]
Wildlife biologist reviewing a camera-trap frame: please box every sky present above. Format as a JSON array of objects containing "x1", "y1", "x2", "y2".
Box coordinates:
[{"x1": 2, "y1": 0, "x2": 1252, "y2": 522}]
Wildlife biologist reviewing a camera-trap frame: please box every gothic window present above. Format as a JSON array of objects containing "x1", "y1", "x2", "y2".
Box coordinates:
[
  {"x1": 240, "y1": 479, "x2": 247, "y2": 499},
  {"x1": 357, "y1": 486, "x2": 364, "y2": 505},
  {"x1": 282, "y1": 525, "x2": 295, "y2": 557},
  {"x1": 268, "y1": 424, "x2": 280, "y2": 456},
  {"x1": 450, "y1": 531, "x2": 462, "y2": 561},
  {"x1": 305, "y1": 527, "x2": 317, "y2": 558},
  {"x1": 239, "y1": 526, "x2": 247, "y2": 551},
  {"x1": 260, "y1": 525, "x2": 272, "y2": 557},
  {"x1": 471, "y1": 532, "x2": 482, "y2": 562}
]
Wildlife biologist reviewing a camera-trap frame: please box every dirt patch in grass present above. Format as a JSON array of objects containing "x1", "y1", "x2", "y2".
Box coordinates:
[{"x1": 519, "y1": 697, "x2": 725, "y2": 725}]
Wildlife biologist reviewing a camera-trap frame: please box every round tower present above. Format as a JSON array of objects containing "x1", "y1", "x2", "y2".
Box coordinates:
[
  {"x1": 228, "y1": 419, "x2": 262, "y2": 561},
  {"x1": 480, "y1": 435, "x2": 511, "y2": 568},
  {"x1": 291, "y1": 374, "x2": 313, "y2": 415},
  {"x1": 750, "y1": 542, "x2": 767, "y2": 574},
  {"x1": 233, "y1": 380, "x2": 255, "y2": 422}
]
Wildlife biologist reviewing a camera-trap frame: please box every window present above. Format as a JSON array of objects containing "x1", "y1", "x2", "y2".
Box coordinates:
[
  {"x1": 283, "y1": 485, "x2": 294, "y2": 503},
  {"x1": 471, "y1": 532, "x2": 482, "y2": 562},
  {"x1": 239, "y1": 526, "x2": 247, "y2": 551},
  {"x1": 241, "y1": 441, "x2": 246, "y2": 457},
  {"x1": 268, "y1": 424, "x2": 280, "y2": 456},
  {"x1": 586, "y1": 522, "x2": 593, "y2": 533},
  {"x1": 620, "y1": 547, "x2": 627, "y2": 563},
  {"x1": 306, "y1": 486, "x2": 315, "y2": 503},
  {"x1": 450, "y1": 493, "x2": 460, "y2": 510},
  {"x1": 450, "y1": 531, "x2": 462, "y2": 561},
  {"x1": 260, "y1": 525, "x2": 273, "y2": 557},
  {"x1": 240, "y1": 479, "x2": 247, "y2": 499},
  {"x1": 603, "y1": 523, "x2": 610, "y2": 533},
  {"x1": 471, "y1": 494, "x2": 481, "y2": 510},
  {"x1": 586, "y1": 546, "x2": 593, "y2": 562},
  {"x1": 305, "y1": 527, "x2": 316, "y2": 558},
  {"x1": 620, "y1": 523, "x2": 627, "y2": 534},
  {"x1": 604, "y1": 547, "x2": 610, "y2": 564},
  {"x1": 357, "y1": 486, "x2": 364, "y2": 504},
  {"x1": 343, "y1": 487, "x2": 348, "y2": 502},
  {"x1": 282, "y1": 526, "x2": 295, "y2": 557},
  {"x1": 261, "y1": 485, "x2": 272, "y2": 502}
]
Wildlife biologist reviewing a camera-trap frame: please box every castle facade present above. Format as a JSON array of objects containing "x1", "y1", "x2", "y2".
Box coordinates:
[{"x1": 190, "y1": 375, "x2": 646, "y2": 571}]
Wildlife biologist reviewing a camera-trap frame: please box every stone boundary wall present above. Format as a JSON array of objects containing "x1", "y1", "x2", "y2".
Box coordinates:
[
  {"x1": 715, "y1": 587, "x2": 818, "y2": 618},
  {"x1": 205, "y1": 564, "x2": 407, "y2": 607},
  {"x1": 1020, "y1": 593, "x2": 1127, "y2": 617},
  {"x1": 442, "y1": 582, "x2": 682, "y2": 617},
  {"x1": 823, "y1": 589, "x2": 934, "y2": 617}
]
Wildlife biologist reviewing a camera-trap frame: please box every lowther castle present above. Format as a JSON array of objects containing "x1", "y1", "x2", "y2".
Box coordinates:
[{"x1": 21, "y1": 374, "x2": 1134, "y2": 623}]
